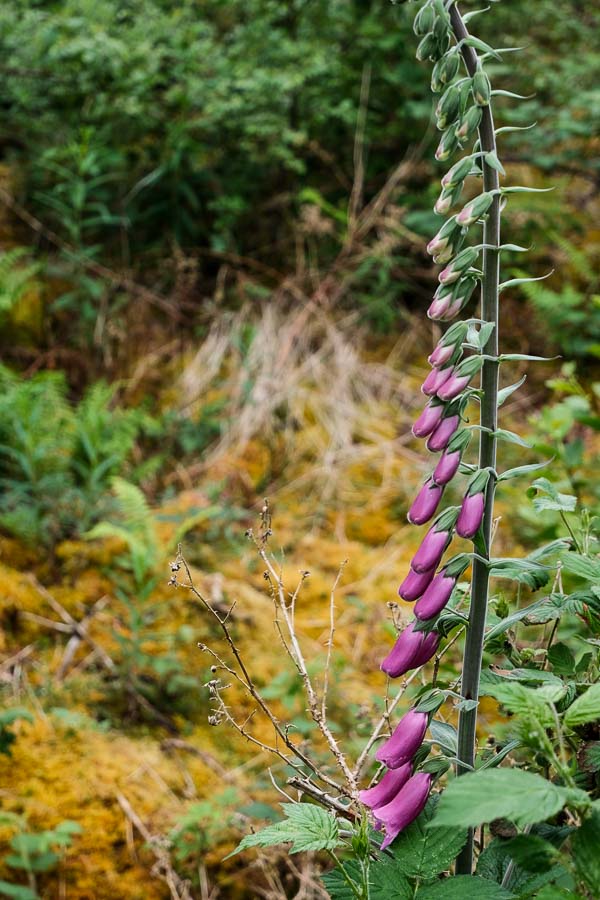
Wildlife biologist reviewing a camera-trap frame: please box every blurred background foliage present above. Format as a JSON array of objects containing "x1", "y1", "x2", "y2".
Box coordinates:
[{"x1": 0, "y1": 0, "x2": 599, "y2": 897}]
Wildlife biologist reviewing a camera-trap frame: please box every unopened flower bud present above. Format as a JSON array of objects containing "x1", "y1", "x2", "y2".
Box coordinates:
[
  {"x1": 455, "y1": 105, "x2": 483, "y2": 141},
  {"x1": 456, "y1": 491, "x2": 485, "y2": 538},
  {"x1": 415, "y1": 557, "x2": 469, "y2": 620},
  {"x1": 472, "y1": 69, "x2": 491, "y2": 106},
  {"x1": 416, "y1": 32, "x2": 439, "y2": 62},
  {"x1": 412, "y1": 400, "x2": 444, "y2": 438},
  {"x1": 456, "y1": 192, "x2": 494, "y2": 227},
  {"x1": 436, "y1": 83, "x2": 462, "y2": 130},
  {"x1": 426, "y1": 413, "x2": 460, "y2": 451},
  {"x1": 428, "y1": 322, "x2": 469, "y2": 368},
  {"x1": 438, "y1": 247, "x2": 480, "y2": 285},
  {"x1": 413, "y1": 3, "x2": 435, "y2": 36},
  {"x1": 411, "y1": 507, "x2": 458, "y2": 572},
  {"x1": 431, "y1": 50, "x2": 460, "y2": 92},
  {"x1": 408, "y1": 478, "x2": 444, "y2": 524},
  {"x1": 433, "y1": 428, "x2": 471, "y2": 484},
  {"x1": 435, "y1": 129, "x2": 460, "y2": 162},
  {"x1": 381, "y1": 621, "x2": 439, "y2": 677},
  {"x1": 398, "y1": 566, "x2": 435, "y2": 602},
  {"x1": 436, "y1": 355, "x2": 483, "y2": 401},
  {"x1": 441, "y1": 155, "x2": 473, "y2": 190}
]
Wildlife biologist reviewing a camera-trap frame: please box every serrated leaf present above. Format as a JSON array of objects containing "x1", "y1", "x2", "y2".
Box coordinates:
[
  {"x1": 321, "y1": 860, "x2": 361, "y2": 900},
  {"x1": 389, "y1": 798, "x2": 467, "y2": 879},
  {"x1": 572, "y1": 812, "x2": 600, "y2": 896},
  {"x1": 228, "y1": 803, "x2": 339, "y2": 857},
  {"x1": 416, "y1": 876, "x2": 515, "y2": 899},
  {"x1": 564, "y1": 684, "x2": 600, "y2": 728},
  {"x1": 547, "y1": 643, "x2": 576, "y2": 676},
  {"x1": 431, "y1": 769, "x2": 573, "y2": 830},
  {"x1": 488, "y1": 558, "x2": 550, "y2": 590},
  {"x1": 503, "y1": 834, "x2": 558, "y2": 873},
  {"x1": 528, "y1": 479, "x2": 577, "y2": 514},
  {"x1": 481, "y1": 682, "x2": 557, "y2": 726},
  {"x1": 497, "y1": 376, "x2": 527, "y2": 407},
  {"x1": 485, "y1": 598, "x2": 549, "y2": 642},
  {"x1": 560, "y1": 554, "x2": 600, "y2": 582}
]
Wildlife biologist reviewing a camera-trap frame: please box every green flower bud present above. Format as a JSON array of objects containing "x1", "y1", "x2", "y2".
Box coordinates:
[
  {"x1": 431, "y1": 50, "x2": 460, "y2": 92},
  {"x1": 472, "y1": 69, "x2": 491, "y2": 106},
  {"x1": 436, "y1": 83, "x2": 462, "y2": 130},
  {"x1": 441, "y1": 155, "x2": 473, "y2": 189},
  {"x1": 435, "y1": 128, "x2": 460, "y2": 163},
  {"x1": 416, "y1": 32, "x2": 438, "y2": 62},
  {"x1": 455, "y1": 105, "x2": 483, "y2": 141},
  {"x1": 413, "y1": 3, "x2": 435, "y2": 36}
]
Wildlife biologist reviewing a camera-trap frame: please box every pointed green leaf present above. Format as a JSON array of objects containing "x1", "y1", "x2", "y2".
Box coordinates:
[
  {"x1": 498, "y1": 461, "x2": 549, "y2": 482},
  {"x1": 497, "y1": 375, "x2": 527, "y2": 406},
  {"x1": 572, "y1": 812, "x2": 600, "y2": 896},
  {"x1": 564, "y1": 685, "x2": 600, "y2": 728},
  {"x1": 227, "y1": 803, "x2": 339, "y2": 857}
]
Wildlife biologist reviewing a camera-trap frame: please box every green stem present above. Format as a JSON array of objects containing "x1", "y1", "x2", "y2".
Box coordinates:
[{"x1": 448, "y1": 2, "x2": 501, "y2": 876}]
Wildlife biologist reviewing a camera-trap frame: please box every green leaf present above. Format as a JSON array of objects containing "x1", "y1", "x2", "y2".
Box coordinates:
[
  {"x1": 528, "y1": 478, "x2": 577, "y2": 513},
  {"x1": 227, "y1": 803, "x2": 339, "y2": 857},
  {"x1": 429, "y1": 720, "x2": 458, "y2": 756},
  {"x1": 547, "y1": 643, "x2": 576, "y2": 676},
  {"x1": 481, "y1": 682, "x2": 559, "y2": 726},
  {"x1": 497, "y1": 376, "x2": 527, "y2": 407},
  {"x1": 572, "y1": 812, "x2": 600, "y2": 896},
  {"x1": 369, "y1": 858, "x2": 413, "y2": 899},
  {"x1": 493, "y1": 429, "x2": 532, "y2": 449},
  {"x1": 416, "y1": 876, "x2": 515, "y2": 899},
  {"x1": 498, "y1": 461, "x2": 549, "y2": 482},
  {"x1": 321, "y1": 860, "x2": 362, "y2": 900},
  {"x1": 488, "y1": 558, "x2": 550, "y2": 590},
  {"x1": 485, "y1": 152, "x2": 506, "y2": 175},
  {"x1": 564, "y1": 684, "x2": 600, "y2": 728},
  {"x1": 0, "y1": 884, "x2": 39, "y2": 900},
  {"x1": 485, "y1": 598, "x2": 549, "y2": 642},
  {"x1": 431, "y1": 769, "x2": 574, "y2": 829},
  {"x1": 560, "y1": 554, "x2": 600, "y2": 582},
  {"x1": 499, "y1": 273, "x2": 553, "y2": 293},
  {"x1": 503, "y1": 834, "x2": 559, "y2": 873},
  {"x1": 462, "y1": 36, "x2": 503, "y2": 60},
  {"x1": 389, "y1": 798, "x2": 467, "y2": 879}
]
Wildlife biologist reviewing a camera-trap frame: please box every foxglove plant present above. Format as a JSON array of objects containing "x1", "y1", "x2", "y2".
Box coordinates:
[{"x1": 357, "y1": 0, "x2": 538, "y2": 869}]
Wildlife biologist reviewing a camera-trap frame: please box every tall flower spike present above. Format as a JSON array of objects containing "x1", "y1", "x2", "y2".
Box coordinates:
[
  {"x1": 410, "y1": 507, "x2": 459, "y2": 573},
  {"x1": 398, "y1": 566, "x2": 436, "y2": 602}
]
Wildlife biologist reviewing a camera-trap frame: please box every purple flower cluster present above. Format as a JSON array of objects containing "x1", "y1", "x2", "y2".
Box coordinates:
[{"x1": 359, "y1": 710, "x2": 433, "y2": 849}]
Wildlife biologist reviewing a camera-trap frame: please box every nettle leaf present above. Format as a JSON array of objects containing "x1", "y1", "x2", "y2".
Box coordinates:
[
  {"x1": 482, "y1": 682, "x2": 563, "y2": 725},
  {"x1": 522, "y1": 593, "x2": 586, "y2": 626},
  {"x1": 485, "y1": 598, "x2": 549, "y2": 642},
  {"x1": 572, "y1": 812, "x2": 600, "y2": 896},
  {"x1": 560, "y1": 553, "x2": 600, "y2": 582},
  {"x1": 389, "y1": 797, "x2": 467, "y2": 880},
  {"x1": 564, "y1": 684, "x2": 600, "y2": 728},
  {"x1": 228, "y1": 803, "x2": 339, "y2": 856},
  {"x1": 527, "y1": 478, "x2": 577, "y2": 514},
  {"x1": 585, "y1": 742, "x2": 600, "y2": 772},
  {"x1": 503, "y1": 834, "x2": 559, "y2": 873},
  {"x1": 533, "y1": 888, "x2": 581, "y2": 900},
  {"x1": 547, "y1": 643, "x2": 576, "y2": 676},
  {"x1": 431, "y1": 769, "x2": 575, "y2": 829},
  {"x1": 321, "y1": 860, "x2": 362, "y2": 900},
  {"x1": 369, "y1": 858, "x2": 413, "y2": 900},
  {"x1": 416, "y1": 876, "x2": 515, "y2": 899},
  {"x1": 488, "y1": 558, "x2": 550, "y2": 590}
]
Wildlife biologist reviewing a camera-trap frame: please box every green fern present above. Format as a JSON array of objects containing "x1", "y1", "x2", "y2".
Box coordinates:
[{"x1": 0, "y1": 248, "x2": 40, "y2": 316}]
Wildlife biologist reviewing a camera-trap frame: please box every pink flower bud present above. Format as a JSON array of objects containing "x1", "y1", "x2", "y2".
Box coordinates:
[
  {"x1": 438, "y1": 263, "x2": 460, "y2": 286},
  {"x1": 426, "y1": 234, "x2": 449, "y2": 257},
  {"x1": 436, "y1": 372, "x2": 472, "y2": 401},
  {"x1": 433, "y1": 448, "x2": 461, "y2": 485},
  {"x1": 411, "y1": 526, "x2": 451, "y2": 573},
  {"x1": 414, "y1": 571, "x2": 457, "y2": 620},
  {"x1": 427, "y1": 293, "x2": 453, "y2": 320},
  {"x1": 398, "y1": 566, "x2": 435, "y2": 602},
  {"x1": 426, "y1": 414, "x2": 459, "y2": 452},
  {"x1": 408, "y1": 478, "x2": 444, "y2": 525},
  {"x1": 381, "y1": 622, "x2": 433, "y2": 677},
  {"x1": 456, "y1": 491, "x2": 485, "y2": 538},
  {"x1": 434, "y1": 194, "x2": 452, "y2": 215},
  {"x1": 375, "y1": 709, "x2": 428, "y2": 769},
  {"x1": 428, "y1": 343, "x2": 455, "y2": 368},
  {"x1": 411, "y1": 629, "x2": 441, "y2": 665},
  {"x1": 422, "y1": 365, "x2": 453, "y2": 397},
  {"x1": 359, "y1": 764, "x2": 412, "y2": 810},
  {"x1": 374, "y1": 773, "x2": 433, "y2": 849},
  {"x1": 412, "y1": 401, "x2": 444, "y2": 438}
]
